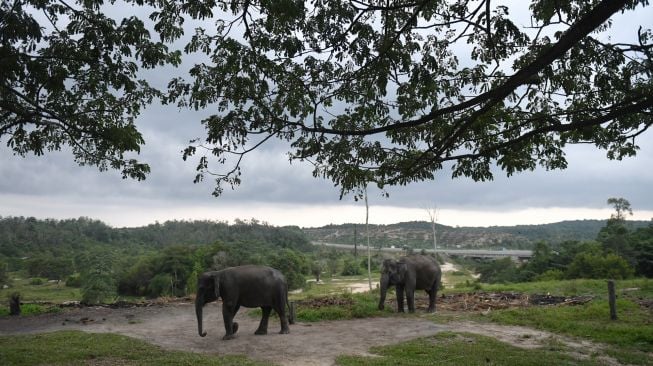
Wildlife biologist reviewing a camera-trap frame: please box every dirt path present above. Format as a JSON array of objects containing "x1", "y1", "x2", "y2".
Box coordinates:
[{"x1": 0, "y1": 302, "x2": 614, "y2": 366}]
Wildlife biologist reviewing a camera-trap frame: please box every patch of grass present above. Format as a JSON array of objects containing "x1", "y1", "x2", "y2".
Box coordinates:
[
  {"x1": 473, "y1": 278, "x2": 653, "y2": 298},
  {"x1": 1, "y1": 276, "x2": 82, "y2": 303},
  {"x1": 484, "y1": 299, "x2": 653, "y2": 351},
  {"x1": 0, "y1": 331, "x2": 267, "y2": 366},
  {"x1": 296, "y1": 292, "x2": 393, "y2": 322},
  {"x1": 442, "y1": 269, "x2": 477, "y2": 289},
  {"x1": 336, "y1": 331, "x2": 598, "y2": 366},
  {"x1": 0, "y1": 303, "x2": 62, "y2": 317},
  {"x1": 295, "y1": 274, "x2": 380, "y2": 300}
]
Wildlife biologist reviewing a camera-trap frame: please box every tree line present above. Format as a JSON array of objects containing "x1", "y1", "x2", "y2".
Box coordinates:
[
  {"x1": 0, "y1": 217, "x2": 379, "y2": 303},
  {"x1": 475, "y1": 200, "x2": 653, "y2": 283}
]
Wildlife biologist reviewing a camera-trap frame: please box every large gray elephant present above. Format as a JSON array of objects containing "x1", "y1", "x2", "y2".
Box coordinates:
[
  {"x1": 195, "y1": 265, "x2": 294, "y2": 340},
  {"x1": 378, "y1": 254, "x2": 442, "y2": 313}
]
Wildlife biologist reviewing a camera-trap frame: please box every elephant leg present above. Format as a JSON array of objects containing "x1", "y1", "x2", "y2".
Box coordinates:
[
  {"x1": 255, "y1": 307, "x2": 272, "y2": 335},
  {"x1": 396, "y1": 285, "x2": 405, "y2": 313},
  {"x1": 276, "y1": 302, "x2": 290, "y2": 334},
  {"x1": 406, "y1": 288, "x2": 416, "y2": 313},
  {"x1": 222, "y1": 303, "x2": 240, "y2": 340},
  {"x1": 427, "y1": 283, "x2": 437, "y2": 313}
]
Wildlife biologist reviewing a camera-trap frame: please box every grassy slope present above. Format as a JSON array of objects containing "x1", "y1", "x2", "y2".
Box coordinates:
[
  {"x1": 2, "y1": 275, "x2": 652, "y2": 365},
  {"x1": 0, "y1": 331, "x2": 265, "y2": 366}
]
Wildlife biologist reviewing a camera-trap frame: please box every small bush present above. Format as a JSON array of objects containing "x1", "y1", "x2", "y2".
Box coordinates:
[
  {"x1": 341, "y1": 258, "x2": 362, "y2": 276},
  {"x1": 29, "y1": 278, "x2": 44, "y2": 285},
  {"x1": 65, "y1": 274, "x2": 82, "y2": 288},
  {"x1": 535, "y1": 269, "x2": 564, "y2": 281}
]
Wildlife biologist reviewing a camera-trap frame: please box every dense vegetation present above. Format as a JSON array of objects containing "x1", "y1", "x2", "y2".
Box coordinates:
[
  {"x1": 1, "y1": 198, "x2": 651, "y2": 304},
  {"x1": 474, "y1": 212, "x2": 653, "y2": 283},
  {"x1": 0, "y1": 216, "x2": 384, "y2": 303},
  {"x1": 0, "y1": 217, "x2": 316, "y2": 302}
]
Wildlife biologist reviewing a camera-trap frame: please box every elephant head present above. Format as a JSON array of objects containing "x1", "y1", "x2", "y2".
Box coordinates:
[
  {"x1": 196, "y1": 271, "x2": 220, "y2": 337},
  {"x1": 378, "y1": 259, "x2": 407, "y2": 310}
]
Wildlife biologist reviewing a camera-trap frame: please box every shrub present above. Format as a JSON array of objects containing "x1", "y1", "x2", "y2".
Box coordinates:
[
  {"x1": 148, "y1": 273, "x2": 173, "y2": 297},
  {"x1": 65, "y1": 274, "x2": 82, "y2": 288},
  {"x1": 566, "y1": 253, "x2": 634, "y2": 280},
  {"x1": 535, "y1": 269, "x2": 564, "y2": 281},
  {"x1": 341, "y1": 257, "x2": 362, "y2": 276},
  {"x1": 29, "y1": 277, "x2": 44, "y2": 285}
]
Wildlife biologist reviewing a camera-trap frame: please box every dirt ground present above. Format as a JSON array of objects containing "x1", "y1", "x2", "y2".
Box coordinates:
[{"x1": 0, "y1": 298, "x2": 616, "y2": 366}]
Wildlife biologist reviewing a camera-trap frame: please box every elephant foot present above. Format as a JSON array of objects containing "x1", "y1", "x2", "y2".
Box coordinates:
[
  {"x1": 254, "y1": 329, "x2": 268, "y2": 335},
  {"x1": 427, "y1": 307, "x2": 436, "y2": 313},
  {"x1": 222, "y1": 334, "x2": 237, "y2": 340},
  {"x1": 279, "y1": 328, "x2": 290, "y2": 334}
]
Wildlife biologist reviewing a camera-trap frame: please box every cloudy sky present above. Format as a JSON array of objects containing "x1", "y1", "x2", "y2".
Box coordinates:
[{"x1": 2, "y1": 2, "x2": 652, "y2": 228}]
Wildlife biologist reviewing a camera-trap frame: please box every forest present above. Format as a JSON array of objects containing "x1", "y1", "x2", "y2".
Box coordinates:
[{"x1": 1, "y1": 209, "x2": 651, "y2": 305}]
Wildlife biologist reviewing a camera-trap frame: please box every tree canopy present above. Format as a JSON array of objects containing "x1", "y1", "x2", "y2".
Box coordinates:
[{"x1": 2, "y1": 0, "x2": 652, "y2": 197}]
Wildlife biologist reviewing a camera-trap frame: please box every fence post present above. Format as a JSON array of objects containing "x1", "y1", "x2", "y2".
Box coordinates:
[
  {"x1": 9, "y1": 292, "x2": 21, "y2": 316},
  {"x1": 607, "y1": 280, "x2": 617, "y2": 321}
]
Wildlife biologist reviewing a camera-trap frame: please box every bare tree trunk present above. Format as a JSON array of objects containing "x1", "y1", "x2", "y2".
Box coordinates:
[
  {"x1": 354, "y1": 224, "x2": 358, "y2": 257},
  {"x1": 365, "y1": 187, "x2": 372, "y2": 290},
  {"x1": 426, "y1": 206, "x2": 439, "y2": 254}
]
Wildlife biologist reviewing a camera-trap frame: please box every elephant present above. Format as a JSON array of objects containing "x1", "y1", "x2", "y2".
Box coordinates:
[
  {"x1": 195, "y1": 265, "x2": 294, "y2": 340},
  {"x1": 378, "y1": 254, "x2": 442, "y2": 313}
]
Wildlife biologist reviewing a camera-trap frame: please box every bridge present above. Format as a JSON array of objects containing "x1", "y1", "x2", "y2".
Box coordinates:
[{"x1": 311, "y1": 242, "x2": 533, "y2": 259}]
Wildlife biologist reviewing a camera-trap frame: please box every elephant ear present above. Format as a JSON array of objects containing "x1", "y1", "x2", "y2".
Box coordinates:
[{"x1": 213, "y1": 275, "x2": 220, "y2": 299}]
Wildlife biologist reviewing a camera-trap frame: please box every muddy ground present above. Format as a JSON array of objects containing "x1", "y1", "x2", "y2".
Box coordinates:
[{"x1": 0, "y1": 294, "x2": 616, "y2": 366}]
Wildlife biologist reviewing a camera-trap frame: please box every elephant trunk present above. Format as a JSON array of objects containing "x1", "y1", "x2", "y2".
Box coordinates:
[
  {"x1": 196, "y1": 292, "x2": 207, "y2": 337},
  {"x1": 378, "y1": 275, "x2": 389, "y2": 310}
]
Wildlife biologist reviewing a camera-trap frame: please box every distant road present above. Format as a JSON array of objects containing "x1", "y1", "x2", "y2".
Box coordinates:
[{"x1": 311, "y1": 242, "x2": 533, "y2": 259}]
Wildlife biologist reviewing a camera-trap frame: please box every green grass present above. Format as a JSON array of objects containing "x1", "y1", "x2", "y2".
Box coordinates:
[
  {"x1": 0, "y1": 331, "x2": 267, "y2": 366},
  {"x1": 470, "y1": 278, "x2": 653, "y2": 298},
  {"x1": 484, "y1": 298, "x2": 653, "y2": 347},
  {"x1": 469, "y1": 278, "x2": 653, "y2": 365},
  {"x1": 0, "y1": 276, "x2": 82, "y2": 303},
  {"x1": 0, "y1": 303, "x2": 62, "y2": 317},
  {"x1": 296, "y1": 291, "x2": 394, "y2": 321},
  {"x1": 294, "y1": 273, "x2": 380, "y2": 300},
  {"x1": 336, "y1": 331, "x2": 600, "y2": 366}
]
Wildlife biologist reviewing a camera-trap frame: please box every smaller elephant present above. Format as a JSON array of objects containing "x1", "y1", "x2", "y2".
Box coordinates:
[
  {"x1": 378, "y1": 254, "x2": 441, "y2": 313},
  {"x1": 196, "y1": 265, "x2": 294, "y2": 340}
]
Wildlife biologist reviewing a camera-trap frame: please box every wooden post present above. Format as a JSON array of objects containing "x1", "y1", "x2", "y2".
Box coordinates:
[
  {"x1": 288, "y1": 301, "x2": 296, "y2": 324},
  {"x1": 9, "y1": 292, "x2": 20, "y2": 316},
  {"x1": 607, "y1": 280, "x2": 617, "y2": 321}
]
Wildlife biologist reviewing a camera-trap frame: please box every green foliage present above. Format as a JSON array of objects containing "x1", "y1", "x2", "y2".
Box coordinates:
[
  {"x1": 80, "y1": 252, "x2": 116, "y2": 304},
  {"x1": 65, "y1": 274, "x2": 82, "y2": 288},
  {"x1": 341, "y1": 256, "x2": 363, "y2": 276},
  {"x1": 0, "y1": 259, "x2": 8, "y2": 286},
  {"x1": 268, "y1": 248, "x2": 309, "y2": 290},
  {"x1": 0, "y1": 0, "x2": 184, "y2": 180},
  {"x1": 566, "y1": 252, "x2": 634, "y2": 279},
  {"x1": 3, "y1": 1, "x2": 652, "y2": 197},
  {"x1": 117, "y1": 245, "x2": 195, "y2": 298},
  {"x1": 476, "y1": 258, "x2": 525, "y2": 284},
  {"x1": 28, "y1": 278, "x2": 44, "y2": 286},
  {"x1": 337, "y1": 332, "x2": 597, "y2": 366},
  {"x1": 0, "y1": 331, "x2": 266, "y2": 366},
  {"x1": 25, "y1": 257, "x2": 74, "y2": 280}
]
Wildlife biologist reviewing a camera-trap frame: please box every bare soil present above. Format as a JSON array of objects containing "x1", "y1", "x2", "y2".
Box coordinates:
[{"x1": 0, "y1": 296, "x2": 617, "y2": 366}]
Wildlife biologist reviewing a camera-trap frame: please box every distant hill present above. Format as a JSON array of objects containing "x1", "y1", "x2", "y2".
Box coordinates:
[
  {"x1": 302, "y1": 220, "x2": 651, "y2": 250},
  {"x1": 0, "y1": 216, "x2": 311, "y2": 259}
]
